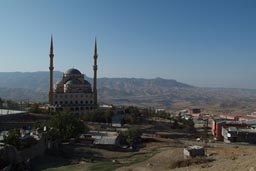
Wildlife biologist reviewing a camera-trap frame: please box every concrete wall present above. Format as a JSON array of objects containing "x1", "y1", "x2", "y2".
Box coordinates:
[
  {"x1": 0, "y1": 122, "x2": 34, "y2": 131},
  {"x1": 18, "y1": 135, "x2": 47, "y2": 162}
]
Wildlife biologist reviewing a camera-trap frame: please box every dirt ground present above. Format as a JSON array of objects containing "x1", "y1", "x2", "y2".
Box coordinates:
[
  {"x1": 32, "y1": 136, "x2": 256, "y2": 171},
  {"x1": 116, "y1": 141, "x2": 256, "y2": 171},
  {"x1": 172, "y1": 145, "x2": 256, "y2": 171}
]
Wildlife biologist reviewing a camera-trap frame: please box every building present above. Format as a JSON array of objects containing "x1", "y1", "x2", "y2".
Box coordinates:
[
  {"x1": 238, "y1": 115, "x2": 256, "y2": 121},
  {"x1": 219, "y1": 113, "x2": 243, "y2": 121},
  {"x1": 48, "y1": 36, "x2": 98, "y2": 114},
  {"x1": 0, "y1": 109, "x2": 27, "y2": 131},
  {"x1": 184, "y1": 145, "x2": 205, "y2": 159},
  {"x1": 80, "y1": 131, "x2": 121, "y2": 147},
  {"x1": 211, "y1": 118, "x2": 246, "y2": 140},
  {"x1": 0, "y1": 111, "x2": 49, "y2": 131},
  {"x1": 222, "y1": 126, "x2": 256, "y2": 144},
  {"x1": 112, "y1": 107, "x2": 126, "y2": 128},
  {"x1": 188, "y1": 108, "x2": 201, "y2": 115}
]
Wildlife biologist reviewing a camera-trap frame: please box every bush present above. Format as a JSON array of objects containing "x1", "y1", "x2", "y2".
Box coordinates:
[
  {"x1": 119, "y1": 127, "x2": 142, "y2": 148},
  {"x1": 48, "y1": 112, "x2": 88, "y2": 140}
]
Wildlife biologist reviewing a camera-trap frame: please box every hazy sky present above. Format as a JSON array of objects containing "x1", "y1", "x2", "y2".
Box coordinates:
[{"x1": 0, "y1": 0, "x2": 256, "y2": 89}]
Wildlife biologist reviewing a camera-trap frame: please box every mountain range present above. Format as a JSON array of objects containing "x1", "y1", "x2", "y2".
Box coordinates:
[{"x1": 0, "y1": 71, "x2": 256, "y2": 109}]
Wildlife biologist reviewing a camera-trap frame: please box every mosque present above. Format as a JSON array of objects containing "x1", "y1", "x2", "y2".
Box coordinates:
[{"x1": 48, "y1": 36, "x2": 98, "y2": 114}]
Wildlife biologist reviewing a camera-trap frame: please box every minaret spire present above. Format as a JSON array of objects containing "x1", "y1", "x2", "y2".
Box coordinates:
[
  {"x1": 93, "y1": 38, "x2": 98, "y2": 106},
  {"x1": 50, "y1": 35, "x2": 54, "y2": 54},
  {"x1": 49, "y1": 35, "x2": 54, "y2": 105}
]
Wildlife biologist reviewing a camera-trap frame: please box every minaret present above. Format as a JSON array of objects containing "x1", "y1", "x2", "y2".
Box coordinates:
[
  {"x1": 49, "y1": 36, "x2": 54, "y2": 105},
  {"x1": 93, "y1": 38, "x2": 98, "y2": 106}
]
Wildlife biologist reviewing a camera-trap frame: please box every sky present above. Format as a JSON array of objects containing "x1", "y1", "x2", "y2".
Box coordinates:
[{"x1": 0, "y1": 0, "x2": 256, "y2": 89}]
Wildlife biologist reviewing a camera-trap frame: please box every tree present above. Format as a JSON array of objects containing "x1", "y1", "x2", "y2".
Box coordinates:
[
  {"x1": 48, "y1": 112, "x2": 88, "y2": 140},
  {"x1": 103, "y1": 109, "x2": 114, "y2": 123},
  {"x1": 81, "y1": 109, "x2": 114, "y2": 123},
  {"x1": 123, "y1": 106, "x2": 143, "y2": 124},
  {"x1": 127, "y1": 127, "x2": 142, "y2": 145},
  {"x1": 3, "y1": 128, "x2": 21, "y2": 148},
  {"x1": 0, "y1": 97, "x2": 3, "y2": 108},
  {"x1": 29, "y1": 103, "x2": 41, "y2": 113},
  {"x1": 120, "y1": 127, "x2": 142, "y2": 149}
]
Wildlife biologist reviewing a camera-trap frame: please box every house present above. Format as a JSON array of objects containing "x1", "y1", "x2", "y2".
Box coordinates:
[
  {"x1": 189, "y1": 108, "x2": 201, "y2": 114},
  {"x1": 79, "y1": 131, "x2": 121, "y2": 147},
  {"x1": 222, "y1": 126, "x2": 256, "y2": 144},
  {"x1": 112, "y1": 114, "x2": 124, "y2": 127},
  {"x1": 212, "y1": 118, "x2": 229, "y2": 140},
  {"x1": 219, "y1": 114, "x2": 243, "y2": 121},
  {"x1": 111, "y1": 107, "x2": 126, "y2": 127},
  {"x1": 238, "y1": 115, "x2": 256, "y2": 121},
  {"x1": 211, "y1": 118, "x2": 246, "y2": 140},
  {"x1": 184, "y1": 145, "x2": 205, "y2": 158}
]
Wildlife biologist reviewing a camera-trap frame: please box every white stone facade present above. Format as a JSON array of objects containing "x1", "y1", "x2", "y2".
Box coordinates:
[{"x1": 53, "y1": 68, "x2": 96, "y2": 114}]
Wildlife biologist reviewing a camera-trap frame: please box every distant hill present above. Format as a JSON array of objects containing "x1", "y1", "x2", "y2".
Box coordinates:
[{"x1": 0, "y1": 71, "x2": 256, "y2": 109}]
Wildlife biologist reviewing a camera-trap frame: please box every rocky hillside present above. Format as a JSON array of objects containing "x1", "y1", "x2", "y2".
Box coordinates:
[{"x1": 0, "y1": 72, "x2": 256, "y2": 108}]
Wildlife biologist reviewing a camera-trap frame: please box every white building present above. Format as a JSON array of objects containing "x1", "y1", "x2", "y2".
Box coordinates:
[
  {"x1": 53, "y1": 68, "x2": 95, "y2": 114},
  {"x1": 48, "y1": 37, "x2": 98, "y2": 115}
]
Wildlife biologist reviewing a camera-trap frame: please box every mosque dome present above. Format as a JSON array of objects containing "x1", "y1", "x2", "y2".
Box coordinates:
[
  {"x1": 56, "y1": 80, "x2": 63, "y2": 85},
  {"x1": 65, "y1": 68, "x2": 82, "y2": 75},
  {"x1": 65, "y1": 79, "x2": 81, "y2": 85},
  {"x1": 84, "y1": 80, "x2": 91, "y2": 85}
]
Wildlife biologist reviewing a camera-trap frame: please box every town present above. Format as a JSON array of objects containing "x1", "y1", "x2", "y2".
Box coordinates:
[
  {"x1": 1, "y1": 1, "x2": 256, "y2": 171},
  {"x1": 1, "y1": 38, "x2": 256, "y2": 171}
]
